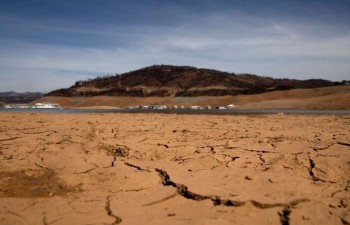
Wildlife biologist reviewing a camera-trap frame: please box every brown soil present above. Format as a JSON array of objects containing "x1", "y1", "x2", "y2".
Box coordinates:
[
  {"x1": 0, "y1": 112, "x2": 349, "y2": 225},
  {"x1": 35, "y1": 86, "x2": 350, "y2": 109},
  {"x1": 0, "y1": 169, "x2": 79, "y2": 198}
]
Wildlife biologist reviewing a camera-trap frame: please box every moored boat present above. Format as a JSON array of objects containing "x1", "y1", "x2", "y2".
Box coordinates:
[{"x1": 30, "y1": 103, "x2": 62, "y2": 109}]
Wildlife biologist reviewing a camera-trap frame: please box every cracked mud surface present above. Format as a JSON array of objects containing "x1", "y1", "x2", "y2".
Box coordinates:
[{"x1": 0, "y1": 112, "x2": 349, "y2": 225}]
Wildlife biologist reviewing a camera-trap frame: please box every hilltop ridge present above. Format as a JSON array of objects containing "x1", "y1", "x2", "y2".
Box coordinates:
[
  {"x1": 0, "y1": 91, "x2": 43, "y2": 103},
  {"x1": 47, "y1": 65, "x2": 336, "y2": 97}
]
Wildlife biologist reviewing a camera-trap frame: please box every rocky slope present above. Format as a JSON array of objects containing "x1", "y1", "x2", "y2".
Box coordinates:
[{"x1": 47, "y1": 65, "x2": 336, "y2": 97}]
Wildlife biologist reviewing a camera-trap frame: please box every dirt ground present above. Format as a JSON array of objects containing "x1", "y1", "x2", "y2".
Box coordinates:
[{"x1": 0, "y1": 112, "x2": 349, "y2": 225}]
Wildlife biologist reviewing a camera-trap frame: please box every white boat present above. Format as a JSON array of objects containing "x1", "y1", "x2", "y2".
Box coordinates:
[
  {"x1": 227, "y1": 104, "x2": 237, "y2": 109},
  {"x1": 4, "y1": 104, "x2": 30, "y2": 109},
  {"x1": 31, "y1": 103, "x2": 62, "y2": 109},
  {"x1": 151, "y1": 105, "x2": 167, "y2": 110},
  {"x1": 190, "y1": 105, "x2": 201, "y2": 110}
]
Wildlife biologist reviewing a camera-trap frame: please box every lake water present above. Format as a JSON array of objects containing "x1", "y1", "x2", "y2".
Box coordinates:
[{"x1": 1, "y1": 108, "x2": 350, "y2": 115}]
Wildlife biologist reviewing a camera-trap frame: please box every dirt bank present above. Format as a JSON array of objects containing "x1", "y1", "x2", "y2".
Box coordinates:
[{"x1": 35, "y1": 86, "x2": 350, "y2": 109}]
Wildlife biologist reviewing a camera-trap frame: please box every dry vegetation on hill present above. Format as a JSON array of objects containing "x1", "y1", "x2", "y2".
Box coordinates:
[{"x1": 47, "y1": 65, "x2": 336, "y2": 98}]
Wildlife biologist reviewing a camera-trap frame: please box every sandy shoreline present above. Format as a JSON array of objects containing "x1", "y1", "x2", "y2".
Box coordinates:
[{"x1": 0, "y1": 112, "x2": 349, "y2": 225}]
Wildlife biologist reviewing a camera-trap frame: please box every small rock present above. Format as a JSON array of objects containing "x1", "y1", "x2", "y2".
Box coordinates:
[
  {"x1": 244, "y1": 176, "x2": 253, "y2": 180},
  {"x1": 4, "y1": 155, "x2": 13, "y2": 160}
]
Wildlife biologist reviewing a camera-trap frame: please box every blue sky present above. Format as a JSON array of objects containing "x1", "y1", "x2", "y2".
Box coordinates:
[{"x1": 1, "y1": 0, "x2": 349, "y2": 92}]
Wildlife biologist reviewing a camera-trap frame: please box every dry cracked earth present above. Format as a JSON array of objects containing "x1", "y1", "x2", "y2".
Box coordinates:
[{"x1": 0, "y1": 112, "x2": 349, "y2": 225}]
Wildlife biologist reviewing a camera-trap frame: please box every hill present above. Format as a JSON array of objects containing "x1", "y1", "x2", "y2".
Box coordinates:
[
  {"x1": 0, "y1": 92, "x2": 43, "y2": 103},
  {"x1": 47, "y1": 65, "x2": 336, "y2": 97}
]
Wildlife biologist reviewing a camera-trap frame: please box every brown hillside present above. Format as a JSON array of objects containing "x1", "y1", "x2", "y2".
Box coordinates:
[
  {"x1": 38, "y1": 86, "x2": 350, "y2": 109},
  {"x1": 47, "y1": 65, "x2": 336, "y2": 97}
]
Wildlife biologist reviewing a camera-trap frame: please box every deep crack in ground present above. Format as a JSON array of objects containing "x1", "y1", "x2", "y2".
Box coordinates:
[
  {"x1": 308, "y1": 158, "x2": 327, "y2": 182},
  {"x1": 105, "y1": 196, "x2": 122, "y2": 225},
  {"x1": 154, "y1": 167, "x2": 310, "y2": 217},
  {"x1": 155, "y1": 168, "x2": 245, "y2": 206},
  {"x1": 278, "y1": 209, "x2": 291, "y2": 225}
]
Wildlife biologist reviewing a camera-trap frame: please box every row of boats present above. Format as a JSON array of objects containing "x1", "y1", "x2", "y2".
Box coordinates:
[
  {"x1": 4, "y1": 103, "x2": 62, "y2": 109},
  {"x1": 129, "y1": 104, "x2": 237, "y2": 110},
  {"x1": 3, "y1": 103, "x2": 237, "y2": 110}
]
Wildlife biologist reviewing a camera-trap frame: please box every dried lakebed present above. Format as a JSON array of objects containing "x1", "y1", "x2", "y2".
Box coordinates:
[{"x1": 0, "y1": 112, "x2": 349, "y2": 225}]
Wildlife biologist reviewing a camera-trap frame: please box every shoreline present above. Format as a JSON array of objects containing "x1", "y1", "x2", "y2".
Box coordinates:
[
  {"x1": 1, "y1": 108, "x2": 350, "y2": 116},
  {"x1": 27, "y1": 86, "x2": 350, "y2": 110}
]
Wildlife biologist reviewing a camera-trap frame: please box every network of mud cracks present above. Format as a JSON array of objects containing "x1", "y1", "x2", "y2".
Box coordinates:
[{"x1": 0, "y1": 113, "x2": 349, "y2": 225}]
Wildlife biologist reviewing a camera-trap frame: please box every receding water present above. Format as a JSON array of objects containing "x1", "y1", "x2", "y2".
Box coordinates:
[{"x1": 1, "y1": 108, "x2": 350, "y2": 115}]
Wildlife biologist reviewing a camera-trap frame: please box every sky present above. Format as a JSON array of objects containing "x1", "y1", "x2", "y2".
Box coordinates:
[{"x1": 0, "y1": 0, "x2": 349, "y2": 92}]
